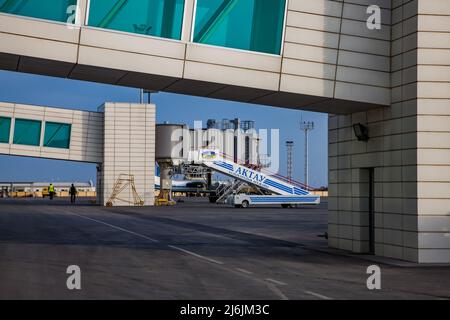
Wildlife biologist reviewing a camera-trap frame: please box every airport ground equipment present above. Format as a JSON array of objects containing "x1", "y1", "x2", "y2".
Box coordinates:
[
  {"x1": 106, "y1": 174, "x2": 144, "y2": 207},
  {"x1": 155, "y1": 124, "x2": 187, "y2": 205},
  {"x1": 153, "y1": 121, "x2": 319, "y2": 207},
  {"x1": 214, "y1": 180, "x2": 247, "y2": 204},
  {"x1": 41, "y1": 187, "x2": 51, "y2": 198},
  {"x1": 212, "y1": 179, "x2": 267, "y2": 204},
  {"x1": 178, "y1": 163, "x2": 211, "y2": 181},
  {"x1": 190, "y1": 150, "x2": 320, "y2": 207}
]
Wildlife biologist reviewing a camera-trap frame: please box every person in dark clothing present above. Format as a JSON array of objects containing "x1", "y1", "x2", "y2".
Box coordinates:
[{"x1": 69, "y1": 184, "x2": 77, "y2": 204}]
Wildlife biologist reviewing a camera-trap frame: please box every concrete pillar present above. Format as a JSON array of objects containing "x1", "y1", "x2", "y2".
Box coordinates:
[
  {"x1": 102, "y1": 103, "x2": 155, "y2": 206},
  {"x1": 415, "y1": 0, "x2": 450, "y2": 263}
]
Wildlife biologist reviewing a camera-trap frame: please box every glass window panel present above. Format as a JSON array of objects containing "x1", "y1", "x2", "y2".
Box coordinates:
[
  {"x1": 193, "y1": 0, "x2": 286, "y2": 55},
  {"x1": 44, "y1": 122, "x2": 71, "y2": 149},
  {"x1": 0, "y1": 0, "x2": 78, "y2": 23},
  {"x1": 13, "y1": 118, "x2": 41, "y2": 146},
  {"x1": 88, "y1": 0, "x2": 185, "y2": 40},
  {"x1": 0, "y1": 116, "x2": 11, "y2": 143}
]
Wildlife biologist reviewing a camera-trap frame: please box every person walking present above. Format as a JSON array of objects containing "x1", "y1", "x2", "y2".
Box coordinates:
[
  {"x1": 49, "y1": 183, "x2": 55, "y2": 200},
  {"x1": 69, "y1": 184, "x2": 77, "y2": 204}
]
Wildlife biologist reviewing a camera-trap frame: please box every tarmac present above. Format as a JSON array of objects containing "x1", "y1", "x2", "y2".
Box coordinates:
[{"x1": 0, "y1": 197, "x2": 449, "y2": 300}]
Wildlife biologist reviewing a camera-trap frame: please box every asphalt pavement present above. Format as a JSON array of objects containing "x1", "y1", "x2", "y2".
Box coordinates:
[{"x1": 0, "y1": 197, "x2": 449, "y2": 300}]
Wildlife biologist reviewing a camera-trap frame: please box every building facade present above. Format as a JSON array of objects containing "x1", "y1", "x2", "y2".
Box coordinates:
[
  {"x1": 0, "y1": 0, "x2": 449, "y2": 262},
  {"x1": 329, "y1": 0, "x2": 450, "y2": 263}
]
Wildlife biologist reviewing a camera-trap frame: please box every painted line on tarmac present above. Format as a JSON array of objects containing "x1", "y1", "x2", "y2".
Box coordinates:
[
  {"x1": 69, "y1": 211, "x2": 290, "y2": 300},
  {"x1": 70, "y1": 213, "x2": 161, "y2": 243},
  {"x1": 304, "y1": 290, "x2": 333, "y2": 300},
  {"x1": 70, "y1": 212, "x2": 225, "y2": 265},
  {"x1": 168, "y1": 245, "x2": 224, "y2": 265},
  {"x1": 266, "y1": 278, "x2": 287, "y2": 286},
  {"x1": 235, "y1": 268, "x2": 253, "y2": 275},
  {"x1": 266, "y1": 283, "x2": 289, "y2": 300}
]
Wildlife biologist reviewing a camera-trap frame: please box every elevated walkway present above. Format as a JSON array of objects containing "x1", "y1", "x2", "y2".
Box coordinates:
[{"x1": 0, "y1": 101, "x2": 156, "y2": 207}]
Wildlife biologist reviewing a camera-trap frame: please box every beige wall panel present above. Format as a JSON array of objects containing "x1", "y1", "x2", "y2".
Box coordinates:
[
  {"x1": 280, "y1": 74, "x2": 334, "y2": 97},
  {"x1": 283, "y1": 43, "x2": 338, "y2": 64},
  {"x1": 286, "y1": 11, "x2": 341, "y2": 33},
  {"x1": 0, "y1": 33, "x2": 77, "y2": 63},
  {"x1": 282, "y1": 59, "x2": 336, "y2": 79},
  {"x1": 80, "y1": 28, "x2": 186, "y2": 60},
  {"x1": 186, "y1": 43, "x2": 281, "y2": 72},
  {"x1": 334, "y1": 82, "x2": 390, "y2": 105},
  {"x1": 285, "y1": 27, "x2": 339, "y2": 49},
  {"x1": 184, "y1": 61, "x2": 279, "y2": 91},
  {"x1": 338, "y1": 51, "x2": 390, "y2": 72},
  {"x1": 288, "y1": 0, "x2": 343, "y2": 16},
  {"x1": 0, "y1": 13, "x2": 80, "y2": 43},
  {"x1": 78, "y1": 46, "x2": 183, "y2": 78},
  {"x1": 418, "y1": 48, "x2": 450, "y2": 65},
  {"x1": 418, "y1": 0, "x2": 450, "y2": 14}
]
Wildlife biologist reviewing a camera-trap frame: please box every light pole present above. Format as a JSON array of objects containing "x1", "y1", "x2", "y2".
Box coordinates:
[
  {"x1": 140, "y1": 89, "x2": 158, "y2": 103},
  {"x1": 286, "y1": 141, "x2": 294, "y2": 182},
  {"x1": 300, "y1": 120, "x2": 314, "y2": 187}
]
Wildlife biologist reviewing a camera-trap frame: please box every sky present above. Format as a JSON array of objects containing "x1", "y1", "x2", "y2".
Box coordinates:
[{"x1": 0, "y1": 70, "x2": 328, "y2": 187}]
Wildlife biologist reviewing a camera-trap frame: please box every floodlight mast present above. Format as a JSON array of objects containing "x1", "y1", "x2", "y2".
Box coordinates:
[
  {"x1": 300, "y1": 121, "x2": 314, "y2": 187},
  {"x1": 286, "y1": 141, "x2": 294, "y2": 183}
]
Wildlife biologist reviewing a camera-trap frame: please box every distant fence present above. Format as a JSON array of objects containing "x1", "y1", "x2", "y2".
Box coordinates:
[
  {"x1": 310, "y1": 190, "x2": 328, "y2": 197},
  {"x1": 7, "y1": 191, "x2": 96, "y2": 198}
]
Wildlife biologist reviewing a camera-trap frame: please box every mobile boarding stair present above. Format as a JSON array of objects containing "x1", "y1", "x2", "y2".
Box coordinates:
[
  {"x1": 215, "y1": 180, "x2": 247, "y2": 204},
  {"x1": 190, "y1": 150, "x2": 320, "y2": 206}
]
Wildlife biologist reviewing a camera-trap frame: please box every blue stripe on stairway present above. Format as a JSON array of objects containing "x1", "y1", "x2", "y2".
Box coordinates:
[
  {"x1": 213, "y1": 161, "x2": 233, "y2": 171},
  {"x1": 263, "y1": 179, "x2": 293, "y2": 194},
  {"x1": 293, "y1": 187, "x2": 309, "y2": 195},
  {"x1": 249, "y1": 197, "x2": 318, "y2": 203}
]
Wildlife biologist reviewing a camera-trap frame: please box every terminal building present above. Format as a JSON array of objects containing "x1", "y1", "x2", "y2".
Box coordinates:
[{"x1": 0, "y1": 0, "x2": 449, "y2": 263}]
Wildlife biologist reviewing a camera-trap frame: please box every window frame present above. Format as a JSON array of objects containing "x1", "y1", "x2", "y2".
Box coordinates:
[
  {"x1": 43, "y1": 121, "x2": 72, "y2": 149},
  {"x1": 0, "y1": 116, "x2": 11, "y2": 144},
  {"x1": 12, "y1": 118, "x2": 42, "y2": 147},
  {"x1": 190, "y1": 0, "x2": 288, "y2": 56},
  {"x1": 0, "y1": 0, "x2": 80, "y2": 25},
  {"x1": 0, "y1": 0, "x2": 289, "y2": 56},
  {"x1": 85, "y1": 0, "x2": 187, "y2": 42}
]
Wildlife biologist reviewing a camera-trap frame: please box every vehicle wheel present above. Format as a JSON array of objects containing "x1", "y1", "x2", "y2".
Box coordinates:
[
  {"x1": 241, "y1": 200, "x2": 250, "y2": 208},
  {"x1": 209, "y1": 196, "x2": 217, "y2": 203},
  {"x1": 209, "y1": 195, "x2": 218, "y2": 203},
  {"x1": 281, "y1": 204, "x2": 291, "y2": 208}
]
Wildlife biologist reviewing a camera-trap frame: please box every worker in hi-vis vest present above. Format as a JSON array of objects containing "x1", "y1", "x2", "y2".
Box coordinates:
[{"x1": 48, "y1": 184, "x2": 55, "y2": 200}]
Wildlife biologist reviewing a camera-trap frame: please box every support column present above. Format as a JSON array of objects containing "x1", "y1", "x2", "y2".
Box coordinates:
[
  {"x1": 102, "y1": 103, "x2": 155, "y2": 206},
  {"x1": 415, "y1": 0, "x2": 450, "y2": 263}
]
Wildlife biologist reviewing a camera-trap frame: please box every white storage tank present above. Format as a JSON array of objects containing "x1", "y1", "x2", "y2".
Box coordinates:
[{"x1": 156, "y1": 124, "x2": 187, "y2": 164}]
